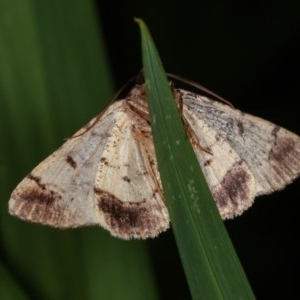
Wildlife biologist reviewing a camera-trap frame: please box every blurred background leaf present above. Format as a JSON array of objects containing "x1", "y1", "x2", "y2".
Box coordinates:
[
  {"x1": 0, "y1": 1, "x2": 159, "y2": 300},
  {"x1": 0, "y1": 261, "x2": 28, "y2": 300}
]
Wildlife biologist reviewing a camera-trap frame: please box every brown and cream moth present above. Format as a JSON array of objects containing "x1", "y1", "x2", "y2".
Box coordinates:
[{"x1": 8, "y1": 83, "x2": 300, "y2": 239}]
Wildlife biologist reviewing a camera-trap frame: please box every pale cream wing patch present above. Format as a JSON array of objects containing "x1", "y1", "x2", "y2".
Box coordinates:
[
  {"x1": 93, "y1": 102, "x2": 169, "y2": 239},
  {"x1": 9, "y1": 98, "x2": 169, "y2": 239},
  {"x1": 9, "y1": 102, "x2": 125, "y2": 227},
  {"x1": 181, "y1": 89, "x2": 300, "y2": 218}
]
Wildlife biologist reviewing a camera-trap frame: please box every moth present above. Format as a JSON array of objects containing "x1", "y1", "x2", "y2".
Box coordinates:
[{"x1": 8, "y1": 83, "x2": 300, "y2": 239}]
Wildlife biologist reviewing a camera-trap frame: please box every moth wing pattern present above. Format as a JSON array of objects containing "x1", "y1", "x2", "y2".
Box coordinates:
[
  {"x1": 93, "y1": 99, "x2": 169, "y2": 239},
  {"x1": 8, "y1": 84, "x2": 300, "y2": 239},
  {"x1": 9, "y1": 98, "x2": 169, "y2": 239},
  {"x1": 181, "y1": 89, "x2": 300, "y2": 218},
  {"x1": 9, "y1": 102, "x2": 124, "y2": 228}
]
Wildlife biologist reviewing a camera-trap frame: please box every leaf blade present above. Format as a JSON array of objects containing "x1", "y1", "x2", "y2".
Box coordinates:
[{"x1": 136, "y1": 18, "x2": 255, "y2": 299}]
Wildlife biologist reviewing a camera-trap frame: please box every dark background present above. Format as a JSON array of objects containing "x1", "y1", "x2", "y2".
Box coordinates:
[{"x1": 96, "y1": 1, "x2": 299, "y2": 299}]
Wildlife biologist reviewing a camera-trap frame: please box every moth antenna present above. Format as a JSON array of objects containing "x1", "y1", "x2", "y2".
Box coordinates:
[
  {"x1": 67, "y1": 74, "x2": 144, "y2": 140},
  {"x1": 166, "y1": 73, "x2": 233, "y2": 107},
  {"x1": 113, "y1": 73, "x2": 144, "y2": 101},
  {"x1": 66, "y1": 110, "x2": 106, "y2": 140}
]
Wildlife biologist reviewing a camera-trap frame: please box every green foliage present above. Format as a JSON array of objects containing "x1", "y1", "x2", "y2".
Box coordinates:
[{"x1": 136, "y1": 19, "x2": 255, "y2": 299}]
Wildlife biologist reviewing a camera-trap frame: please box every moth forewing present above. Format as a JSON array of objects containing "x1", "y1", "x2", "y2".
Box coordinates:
[
  {"x1": 8, "y1": 86, "x2": 170, "y2": 239},
  {"x1": 180, "y1": 89, "x2": 300, "y2": 217},
  {"x1": 8, "y1": 102, "x2": 125, "y2": 228},
  {"x1": 93, "y1": 99, "x2": 169, "y2": 239}
]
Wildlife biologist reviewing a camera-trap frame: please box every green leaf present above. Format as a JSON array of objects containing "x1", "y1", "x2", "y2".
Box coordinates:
[
  {"x1": 0, "y1": 2, "x2": 158, "y2": 300},
  {"x1": 136, "y1": 18, "x2": 255, "y2": 299},
  {"x1": 0, "y1": 261, "x2": 29, "y2": 300}
]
